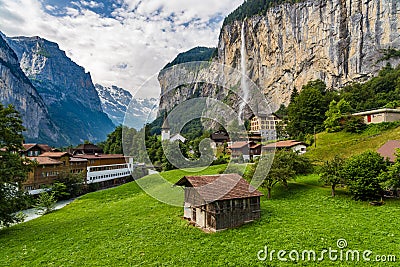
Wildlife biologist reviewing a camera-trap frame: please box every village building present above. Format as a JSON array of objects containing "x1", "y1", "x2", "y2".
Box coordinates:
[
  {"x1": 69, "y1": 143, "x2": 104, "y2": 155},
  {"x1": 161, "y1": 114, "x2": 171, "y2": 141},
  {"x1": 377, "y1": 140, "x2": 400, "y2": 163},
  {"x1": 161, "y1": 115, "x2": 186, "y2": 142},
  {"x1": 24, "y1": 156, "x2": 63, "y2": 193},
  {"x1": 21, "y1": 143, "x2": 53, "y2": 157},
  {"x1": 24, "y1": 152, "x2": 88, "y2": 193},
  {"x1": 175, "y1": 174, "x2": 263, "y2": 232},
  {"x1": 170, "y1": 133, "x2": 186, "y2": 143},
  {"x1": 352, "y1": 108, "x2": 400, "y2": 124},
  {"x1": 250, "y1": 113, "x2": 284, "y2": 140},
  {"x1": 228, "y1": 141, "x2": 262, "y2": 161},
  {"x1": 22, "y1": 143, "x2": 147, "y2": 194},
  {"x1": 263, "y1": 140, "x2": 307, "y2": 155}
]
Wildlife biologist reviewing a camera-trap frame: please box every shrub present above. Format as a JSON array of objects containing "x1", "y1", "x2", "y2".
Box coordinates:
[{"x1": 341, "y1": 151, "x2": 387, "y2": 200}]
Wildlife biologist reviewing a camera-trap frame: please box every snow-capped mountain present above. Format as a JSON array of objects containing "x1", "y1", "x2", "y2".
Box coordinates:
[{"x1": 95, "y1": 84, "x2": 158, "y2": 129}]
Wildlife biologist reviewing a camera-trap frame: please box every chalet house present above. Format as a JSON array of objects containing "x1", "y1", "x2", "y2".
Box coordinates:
[
  {"x1": 352, "y1": 108, "x2": 400, "y2": 124},
  {"x1": 69, "y1": 143, "x2": 104, "y2": 155},
  {"x1": 24, "y1": 152, "x2": 88, "y2": 193},
  {"x1": 175, "y1": 174, "x2": 263, "y2": 232},
  {"x1": 263, "y1": 140, "x2": 307, "y2": 155},
  {"x1": 250, "y1": 113, "x2": 285, "y2": 140},
  {"x1": 228, "y1": 141, "x2": 262, "y2": 161},
  {"x1": 21, "y1": 143, "x2": 52, "y2": 157},
  {"x1": 377, "y1": 140, "x2": 400, "y2": 163},
  {"x1": 21, "y1": 142, "x2": 149, "y2": 194},
  {"x1": 24, "y1": 157, "x2": 63, "y2": 193}
]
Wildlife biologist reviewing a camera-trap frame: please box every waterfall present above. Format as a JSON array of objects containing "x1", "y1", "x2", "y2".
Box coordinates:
[{"x1": 238, "y1": 20, "x2": 248, "y2": 123}]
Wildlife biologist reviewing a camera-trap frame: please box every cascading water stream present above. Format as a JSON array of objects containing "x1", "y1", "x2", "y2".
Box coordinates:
[{"x1": 238, "y1": 20, "x2": 249, "y2": 123}]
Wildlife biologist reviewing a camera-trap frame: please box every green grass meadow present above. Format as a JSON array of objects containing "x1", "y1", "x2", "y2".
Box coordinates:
[
  {"x1": 1, "y1": 165, "x2": 400, "y2": 266},
  {"x1": 308, "y1": 124, "x2": 400, "y2": 163}
]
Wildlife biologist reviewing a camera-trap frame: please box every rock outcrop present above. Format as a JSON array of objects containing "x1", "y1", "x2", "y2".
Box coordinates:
[
  {"x1": 0, "y1": 34, "x2": 66, "y2": 145},
  {"x1": 5, "y1": 35, "x2": 115, "y2": 145},
  {"x1": 159, "y1": 0, "x2": 400, "y2": 113}
]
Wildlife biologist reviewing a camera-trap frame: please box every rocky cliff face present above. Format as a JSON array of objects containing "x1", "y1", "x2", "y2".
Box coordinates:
[
  {"x1": 0, "y1": 35, "x2": 66, "y2": 145},
  {"x1": 95, "y1": 83, "x2": 158, "y2": 129},
  {"x1": 159, "y1": 0, "x2": 400, "y2": 113},
  {"x1": 5, "y1": 35, "x2": 115, "y2": 145}
]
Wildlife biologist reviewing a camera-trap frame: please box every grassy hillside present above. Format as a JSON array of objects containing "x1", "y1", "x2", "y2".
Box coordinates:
[
  {"x1": 1, "y1": 165, "x2": 400, "y2": 266},
  {"x1": 307, "y1": 124, "x2": 400, "y2": 163}
]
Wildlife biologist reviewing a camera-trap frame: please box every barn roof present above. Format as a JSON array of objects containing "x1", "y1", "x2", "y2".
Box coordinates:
[
  {"x1": 377, "y1": 140, "x2": 400, "y2": 162},
  {"x1": 175, "y1": 173, "x2": 263, "y2": 203}
]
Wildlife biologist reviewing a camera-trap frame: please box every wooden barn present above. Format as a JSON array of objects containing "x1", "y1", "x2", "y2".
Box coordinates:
[{"x1": 175, "y1": 174, "x2": 263, "y2": 232}]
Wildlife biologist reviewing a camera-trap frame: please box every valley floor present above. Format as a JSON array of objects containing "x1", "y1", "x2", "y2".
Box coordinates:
[{"x1": 1, "y1": 165, "x2": 399, "y2": 266}]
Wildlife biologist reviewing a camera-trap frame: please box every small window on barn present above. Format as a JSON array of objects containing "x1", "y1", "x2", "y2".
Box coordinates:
[
  {"x1": 192, "y1": 208, "x2": 196, "y2": 221},
  {"x1": 250, "y1": 197, "x2": 259, "y2": 206}
]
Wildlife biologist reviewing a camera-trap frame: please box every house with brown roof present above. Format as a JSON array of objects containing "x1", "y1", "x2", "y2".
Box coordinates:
[
  {"x1": 175, "y1": 174, "x2": 263, "y2": 232},
  {"x1": 228, "y1": 141, "x2": 262, "y2": 161},
  {"x1": 69, "y1": 143, "x2": 104, "y2": 155},
  {"x1": 24, "y1": 157, "x2": 63, "y2": 192},
  {"x1": 377, "y1": 140, "x2": 400, "y2": 163},
  {"x1": 263, "y1": 140, "x2": 307, "y2": 155},
  {"x1": 23, "y1": 151, "x2": 88, "y2": 193},
  {"x1": 21, "y1": 143, "x2": 52, "y2": 157}
]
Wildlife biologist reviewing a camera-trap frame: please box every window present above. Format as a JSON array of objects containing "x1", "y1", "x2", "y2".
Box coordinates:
[{"x1": 192, "y1": 208, "x2": 196, "y2": 221}]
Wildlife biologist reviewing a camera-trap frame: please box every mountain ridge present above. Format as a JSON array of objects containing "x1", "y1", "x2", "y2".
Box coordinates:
[
  {"x1": 4, "y1": 34, "x2": 115, "y2": 145},
  {"x1": 95, "y1": 83, "x2": 158, "y2": 129},
  {"x1": 0, "y1": 34, "x2": 67, "y2": 145},
  {"x1": 158, "y1": 0, "x2": 400, "y2": 116}
]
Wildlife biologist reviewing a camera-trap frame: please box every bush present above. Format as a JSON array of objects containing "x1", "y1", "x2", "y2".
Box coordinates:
[
  {"x1": 342, "y1": 116, "x2": 366, "y2": 133},
  {"x1": 341, "y1": 151, "x2": 388, "y2": 200}
]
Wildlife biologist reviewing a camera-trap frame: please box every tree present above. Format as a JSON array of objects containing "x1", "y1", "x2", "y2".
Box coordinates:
[
  {"x1": 34, "y1": 191, "x2": 56, "y2": 215},
  {"x1": 102, "y1": 125, "x2": 123, "y2": 154},
  {"x1": 286, "y1": 80, "x2": 336, "y2": 138},
  {"x1": 341, "y1": 151, "x2": 387, "y2": 201},
  {"x1": 54, "y1": 172, "x2": 84, "y2": 200},
  {"x1": 253, "y1": 150, "x2": 312, "y2": 199},
  {"x1": 379, "y1": 150, "x2": 400, "y2": 191},
  {"x1": 342, "y1": 115, "x2": 366, "y2": 133},
  {"x1": 319, "y1": 156, "x2": 345, "y2": 197},
  {"x1": 0, "y1": 104, "x2": 33, "y2": 227},
  {"x1": 324, "y1": 99, "x2": 353, "y2": 132}
]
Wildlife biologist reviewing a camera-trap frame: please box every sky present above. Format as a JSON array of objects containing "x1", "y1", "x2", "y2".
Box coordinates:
[{"x1": 0, "y1": 0, "x2": 243, "y2": 98}]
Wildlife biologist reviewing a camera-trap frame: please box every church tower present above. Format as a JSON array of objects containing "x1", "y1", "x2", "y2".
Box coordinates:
[{"x1": 161, "y1": 112, "x2": 170, "y2": 141}]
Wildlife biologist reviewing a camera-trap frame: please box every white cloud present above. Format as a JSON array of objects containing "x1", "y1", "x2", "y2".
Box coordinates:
[
  {"x1": 81, "y1": 1, "x2": 104, "y2": 9},
  {"x1": 0, "y1": 0, "x2": 243, "y2": 98}
]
